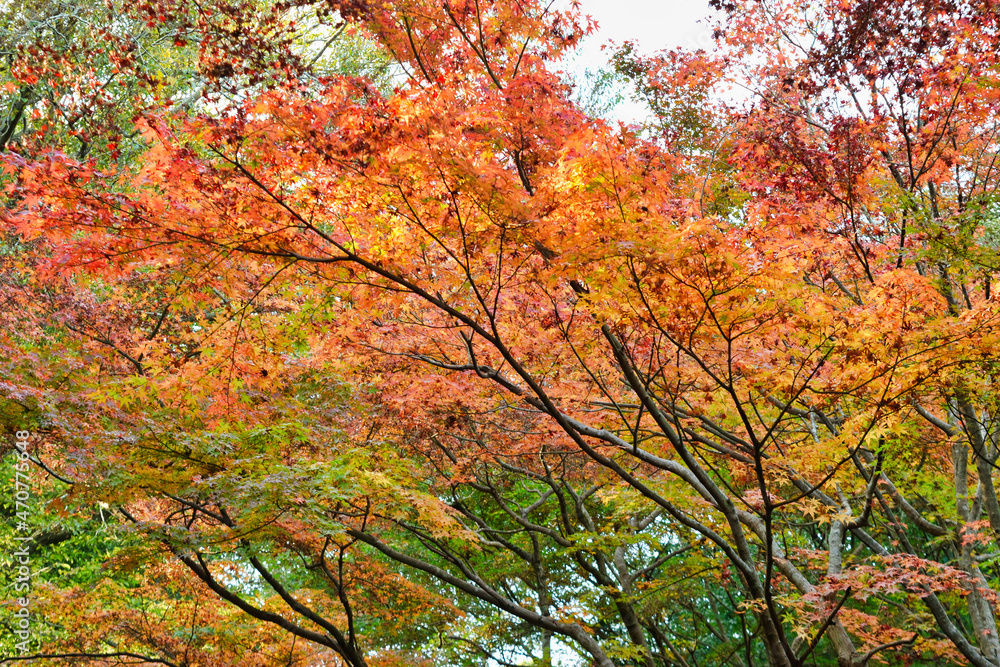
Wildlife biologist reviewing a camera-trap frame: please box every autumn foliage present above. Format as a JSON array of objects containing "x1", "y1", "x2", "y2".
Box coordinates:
[{"x1": 4, "y1": 0, "x2": 1000, "y2": 666}]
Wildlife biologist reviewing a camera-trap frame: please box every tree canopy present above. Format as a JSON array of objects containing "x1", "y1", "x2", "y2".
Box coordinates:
[{"x1": 4, "y1": 0, "x2": 1000, "y2": 666}]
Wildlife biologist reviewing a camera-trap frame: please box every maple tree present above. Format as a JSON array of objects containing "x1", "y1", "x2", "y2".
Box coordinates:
[{"x1": 4, "y1": 0, "x2": 1000, "y2": 666}]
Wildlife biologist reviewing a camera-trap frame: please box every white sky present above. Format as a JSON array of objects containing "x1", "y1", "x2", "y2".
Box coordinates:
[
  {"x1": 568, "y1": 0, "x2": 717, "y2": 121},
  {"x1": 577, "y1": 0, "x2": 715, "y2": 53}
]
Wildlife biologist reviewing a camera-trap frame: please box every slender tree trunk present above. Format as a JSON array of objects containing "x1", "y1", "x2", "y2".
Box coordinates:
[
  {"x1": 825, "y1": 519, "x2": 862, "y2": 666},
  {"x1": 613, "y1": 546, "x2": 657, "y2": 667}
]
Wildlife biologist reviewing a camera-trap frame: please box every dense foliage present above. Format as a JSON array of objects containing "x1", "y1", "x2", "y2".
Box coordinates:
[{"x1": 4, "y1": 0, "x2": 1000, "y2": 666}]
